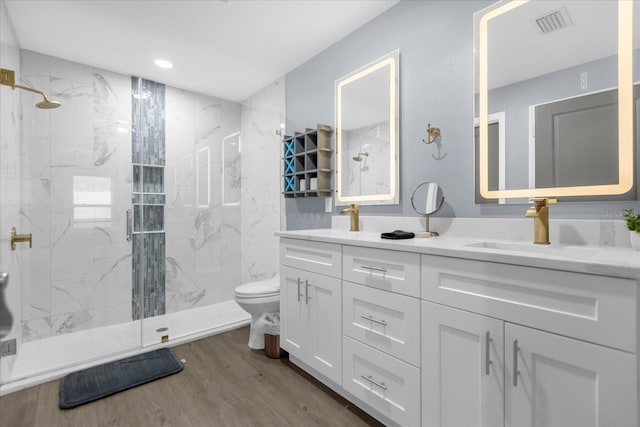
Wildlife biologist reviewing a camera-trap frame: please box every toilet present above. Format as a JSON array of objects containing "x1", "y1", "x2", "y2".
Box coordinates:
[{"x1": 234, "y1": 276, "x2": 280, "y2": 349}]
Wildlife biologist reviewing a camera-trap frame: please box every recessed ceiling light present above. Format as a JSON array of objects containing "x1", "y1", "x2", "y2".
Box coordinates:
[{"x1": 155, "y1": 59, "x2": 173, "y2": 69}]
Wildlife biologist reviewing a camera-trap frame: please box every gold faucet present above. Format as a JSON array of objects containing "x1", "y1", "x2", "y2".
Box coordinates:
[
  {"x1": 525, "y1": 198, "x2": 557, "y2": 245},
  {"x1": 10, "y1": 226, "x2": 32, "y2": 251},
  {"x1": 339, "y1": 203, "x2": 360, "y2": 232}
]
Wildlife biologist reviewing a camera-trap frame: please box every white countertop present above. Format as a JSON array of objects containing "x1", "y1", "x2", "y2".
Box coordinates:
[{"x1": 276, "y1": 229, "x2": 640, "y2": 280}]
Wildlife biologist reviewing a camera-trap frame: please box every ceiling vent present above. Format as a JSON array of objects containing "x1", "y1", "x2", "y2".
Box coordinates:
[{"x1": 535, "y1": 7, "x2": 573, "y2": 35}]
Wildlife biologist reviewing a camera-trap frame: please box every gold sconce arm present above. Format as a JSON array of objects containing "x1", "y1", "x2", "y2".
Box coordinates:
[
  {"x1": 11, "y1": 227, "x2": 32, "y2": 251},
  {"x1": 422, "y1": 123, "x2": 441, "y2": 144}
]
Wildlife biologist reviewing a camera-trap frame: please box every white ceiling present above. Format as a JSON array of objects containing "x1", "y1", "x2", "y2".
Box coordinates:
[{"x1": 5, "y1": 0, "x2": 399, "y2": 102}]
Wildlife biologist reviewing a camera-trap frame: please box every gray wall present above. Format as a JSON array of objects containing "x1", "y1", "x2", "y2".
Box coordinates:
[{"x1": 285, "y1": 0, "x2": 638, "y2": 230}]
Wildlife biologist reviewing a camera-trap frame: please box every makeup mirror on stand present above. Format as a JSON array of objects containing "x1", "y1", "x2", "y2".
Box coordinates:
[{"x1": 411, "y1": 182, "x2": 444, "y2": 238}]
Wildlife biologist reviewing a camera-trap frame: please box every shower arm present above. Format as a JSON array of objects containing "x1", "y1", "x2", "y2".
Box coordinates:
[
  {"x1": 1, "y1": 68, "x2": 53, "y2": 101},
  {"x1": 10, "y1": 83, "x2": 52, "y2": 101}
]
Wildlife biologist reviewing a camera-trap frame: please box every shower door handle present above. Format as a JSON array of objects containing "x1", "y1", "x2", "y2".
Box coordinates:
[
  {"x1": 126, "y1": 209, "x2": 132, "y2": 241},
  {"x1": 0, "y1": 272, "x2": 12, "y2": 340}
]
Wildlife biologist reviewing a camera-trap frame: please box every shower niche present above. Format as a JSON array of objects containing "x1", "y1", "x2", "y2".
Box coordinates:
[
  {"x1": 283, "y1": 124, "x2": 333, "y2": 198},
  {"x1": 132, "y1": 165, "x2": 165, "y2": 233}
]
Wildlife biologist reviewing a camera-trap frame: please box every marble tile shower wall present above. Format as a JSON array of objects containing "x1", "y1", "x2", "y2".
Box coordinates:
[
  {"x1": 164, "y1": 87, "x2": 241, "y2": 313},
  {"x1": 19, "y1": 50, "x2": 132, "y2": 341},
  {"x1": 240, "y1": 78, "x2": 284, "y2": 283}
]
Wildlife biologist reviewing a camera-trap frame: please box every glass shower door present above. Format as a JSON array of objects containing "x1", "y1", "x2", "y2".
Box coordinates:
[{"x1": 0, "y1": 47, "x2": 143, "y2": 388}]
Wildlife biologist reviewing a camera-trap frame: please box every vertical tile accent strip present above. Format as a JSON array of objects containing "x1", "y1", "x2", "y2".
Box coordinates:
[{"x1": 132, "y1": 77, "x2": 166, "y2": 320}]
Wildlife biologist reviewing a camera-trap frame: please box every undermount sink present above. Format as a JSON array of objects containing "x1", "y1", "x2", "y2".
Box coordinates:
[{"x1": 465, "y1": 241, "x2": 599, "y2": 259}]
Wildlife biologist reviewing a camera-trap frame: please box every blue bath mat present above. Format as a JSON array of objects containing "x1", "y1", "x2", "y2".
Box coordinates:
[{"x1": 59, "y1": 348, "x2": 183, "y2": 409}]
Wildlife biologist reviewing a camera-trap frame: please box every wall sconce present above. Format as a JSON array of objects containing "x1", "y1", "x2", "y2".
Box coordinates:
[{"x1": 422, "y1": 123, "x2": 441, "y2": 144}]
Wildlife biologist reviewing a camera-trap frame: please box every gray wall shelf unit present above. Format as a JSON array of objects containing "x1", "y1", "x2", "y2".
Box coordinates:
[{"x1": 283, "y1": 124, "x2": 333, "y2": 198}]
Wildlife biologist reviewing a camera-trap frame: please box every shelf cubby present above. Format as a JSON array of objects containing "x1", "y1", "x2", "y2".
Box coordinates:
[{"x1": 282, "y1": 124, "x2": 333, "y2": 198}]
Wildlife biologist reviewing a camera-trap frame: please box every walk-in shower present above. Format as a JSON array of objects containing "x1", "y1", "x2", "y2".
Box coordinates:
[{"x1": 0, "y1": 45, "x2": 283, "y2": 393}]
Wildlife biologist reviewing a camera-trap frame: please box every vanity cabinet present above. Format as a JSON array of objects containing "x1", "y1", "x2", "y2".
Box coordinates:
[
  {"x1": 279, "y1": 232, "x2": 639, "y2": 427},
  {"x1": 421, "y1": 255, "x2": 638, "y2": 427},
  {"x1": 280, "y1": 238, "x2": 342, "y2": 384}
]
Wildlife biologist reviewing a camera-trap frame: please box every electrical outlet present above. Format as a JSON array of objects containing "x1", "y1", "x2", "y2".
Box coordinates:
[{"x1": 325, "y1": 197, "x2": 333, "y2": 213}]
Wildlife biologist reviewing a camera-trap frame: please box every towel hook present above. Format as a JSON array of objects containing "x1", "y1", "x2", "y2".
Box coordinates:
[{"x1": 422, "y1": 123, "x2": 441, "y2": 144}]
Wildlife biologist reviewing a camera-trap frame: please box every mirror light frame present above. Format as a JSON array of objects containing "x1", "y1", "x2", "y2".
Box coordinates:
[
  {"x1": 478, "y1": 0, "x2": 633, "y2": 199},
  {"x1": 336, "y1": 50, "x2": 399, "y2": 205}
]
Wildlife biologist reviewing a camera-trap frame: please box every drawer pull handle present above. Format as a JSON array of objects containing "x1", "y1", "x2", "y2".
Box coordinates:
[
  {"x1": 361, "y1": 265, "x2": 387, "y2": 274},
  {"x1": 305, "y1": 280, "x2": 311, "y2": 305},
  {"x1": 360, "y1": 374, "x2": 387, "y2": 391},
  {"x1": 297, "y1": 278, "x2": 302, "y2": 302},
  {"x1": 484, "y1": 331, "x2": 492, "y2": 376},
  {"x1": 512, "y1": 339, "x2": 519, "y2": 387},
  {"x1": 360, "y1": 315, "x2": 388, "y2": 327}
]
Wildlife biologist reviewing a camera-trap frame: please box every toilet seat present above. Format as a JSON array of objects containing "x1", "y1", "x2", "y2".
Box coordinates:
[{"x1": 234, "y1": 276, "x2": 279, "y2": 299}]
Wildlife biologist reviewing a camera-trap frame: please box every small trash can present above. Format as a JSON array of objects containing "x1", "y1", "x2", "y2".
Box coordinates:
[{"x1": 264, "y1": 334, "x2": 284, "y2": 359}]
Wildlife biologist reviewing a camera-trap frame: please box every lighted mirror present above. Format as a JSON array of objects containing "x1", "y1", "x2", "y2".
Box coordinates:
[
  {"x1": 336, "y1": 50, "x2": 399, "y2": 205},
  {"x1": 474, "y1": 0, "x2": 639, "y2": 202}
]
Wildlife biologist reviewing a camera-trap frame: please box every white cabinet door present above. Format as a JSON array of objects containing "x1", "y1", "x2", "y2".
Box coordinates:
[
  {"x1": 280, "y1": 267, "x2": 307, "y2": 358},
  {"x1": 505, "y1": 323, "x2": 638, "y2": 427},
  {"x1": 422, "y1": 302, "x2": 504, "y2": 427},
  {"x1": 281, "y1": 266, "x2": 342, "y2": 385},
  {"x1": 306, "y1": 271, "x2": 342, "y2": 384}
]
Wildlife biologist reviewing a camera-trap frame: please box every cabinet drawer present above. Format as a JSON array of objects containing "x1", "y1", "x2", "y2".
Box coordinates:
[
  {"x1": 421, "y1": 254, "x2": 637, "y2": 352},
  {"x1": 342, "y1": 336, "x2": 420, "y2": 427},
  {"x1": 343, "y1": 282, "x2": 420, "y2": 367},
  {"x1": 280, "y1": 238, "x2": 341, "y2": 278},
  {"x1": 343, "y1": 246, "x2": 420, "y2": 297}
]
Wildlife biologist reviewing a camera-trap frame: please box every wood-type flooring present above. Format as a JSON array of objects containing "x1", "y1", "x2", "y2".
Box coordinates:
[{"x1": 0, "y1": 327, "x2": 382, "y2": 427}]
